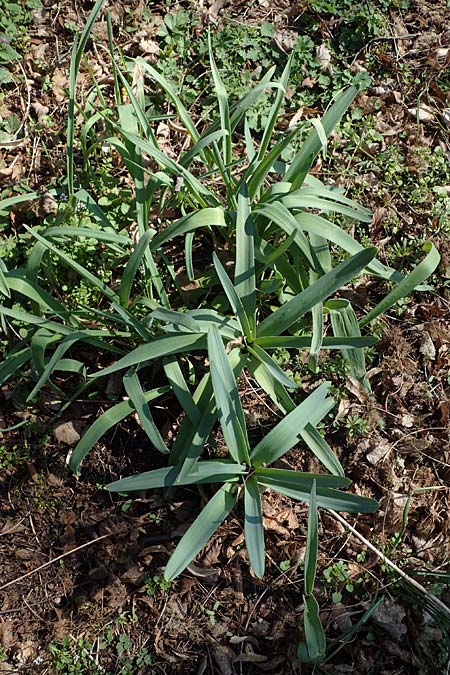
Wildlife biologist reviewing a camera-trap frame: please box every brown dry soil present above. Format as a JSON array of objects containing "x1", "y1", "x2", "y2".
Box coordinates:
[{"x1": 1, "y1": 0, "x2": 450, "y2": 673}]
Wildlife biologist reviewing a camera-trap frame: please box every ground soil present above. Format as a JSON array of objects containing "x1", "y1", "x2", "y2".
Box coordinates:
[{"x1": 0, "y1": 0, "x2": 450, "y2": 673}]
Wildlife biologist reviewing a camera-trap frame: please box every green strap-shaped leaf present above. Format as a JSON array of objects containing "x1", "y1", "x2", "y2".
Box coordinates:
[
  {"x1": 107, "y1": 460, "x2": 245, "y2": 492},
  {"x1": 251, "y1": 382, "x2": 334, "y2": 466},
  {"x1": 256, "y1": 247, "x2": 377, "y2": 338},
  {"x1": 68, "y1": 386, "x2": 169, "y2": 474},
  {"x1": 213, "y1": 252, "x2": 251, "y2": 339},
  {"x1": 91, "y1": 333, "x2": 208, "y2": 379},
  {"x1": 255, "y1": 468, "x2": 350, "y2": 489},
  {"x1": 151, "y1": 307, "x2": 202, "y2": 334},
  {"x1": 359, "y1": 242, "x2": 440, "y2": 328},
  {"x1": 261, "y1": 480, "x2": 379, "y2": 513},
  {"x1": 150, "y1": 208, "x2": 226, "y2": 250},
  {"x1": 208, "y1": 325, "x2": 251, "y2": 464},
  {"x1": 299, "y1": 424, "x2": 344, "y2": 477},
  {"x1": 123, "y1": 368, "x2": 169, "y2": 454},
  {"x1": 208, "y1": 32, "x2": 232, "y2": 168},
  {"x1": 304, "y1": 480, "x2": 318, "y2": 596},
  {"x1": 0, "y1": 348, "x2": 32, "y2": 385},
  {"x1": 0, "y1": 259, "x2": 10, "y2": 297},
  {"x1": 163, "y1": 357, "x2": 199, "y2": 426},
  {"x1": 253, "y1": 335, "x2": 377, "y2": 350},
  {"x1": 245, "y1": 475, "x2": 265, "y2": 578},
  {"x1": 119, "y1": 229, "x2": 155, "y2": 307},
  {"x1": 247, "y1": 343, "x2": 298, "y2": 390},
  {"x1": 253, "y1": 202, "x2": 315, "y2": 269},
  {"x1": 235, "y1": 183, "x2": 256, "y2": 337},
  {"x1": 327, "y1": 299, "x2": 368, "y2": 390},
  {"x1": 293, "y1": 212, "x2": 402, "y2": 282},
  {"x1": 300, "y1": 594, "x2": 326, "y2": 662},
  {"x1": 164, "y1": 483, "x2": 238, "y2": 580},
  {"x1": 285, "y1": 86, "x2": 357, "y2": 189}
]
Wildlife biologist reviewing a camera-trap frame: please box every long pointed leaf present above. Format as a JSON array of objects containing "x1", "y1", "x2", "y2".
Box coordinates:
[
  {"x1": 257, "y1": 247, "x2": 377, "y2": 338},
  {"x1": 164, "y1": 483, "x2": 238, "y2": 580},
  {"x1": 251, "y1": 382, "x2": 334, "y2": 466},
  {"x1": 244, "y1": 475, "x2": 265, "y2": 578}
]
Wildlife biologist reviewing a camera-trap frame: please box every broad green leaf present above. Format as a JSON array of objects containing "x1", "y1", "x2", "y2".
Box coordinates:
[
  {"x1": 285, "y1": 86, "x2": 357, "y2": 189},
  {"x1": 107, "y1": 460, "x2": 245, "y2": 492},
  {"x1": 359, "y1": 242, "x2": 440, "y2": 328},
  {"x1": 163, "y1": 357, "x2": 199, "y2": 426},
  {"x1": 301, "y1": 594, "x2": 326, "y2": 661},
  {"x1": 123, "y1": 368, "x2": 169, "y2": 453},
  {"x1": 253, "y1": 335, "x2": 377, "y2": 350},
  {"x1": 327, "y1": 299, "x2": 368, "y2": 389},
  {"x1": 235, "y1": 183, "x2": 256, "y2": 336},
  {"x1": 304, "y1": 480, "x2": 318, "y2": 595},
  {"x1": 257, "y1": 248, "x2": 377, "y2": 338},
  {"x1": 293, "y1": 212, "x2": 402, "y2": 282},
  {"x1": 0, "y1": 348, "x2": 31, "y2": 384},
  {"x1": 119, "y1": 229, "x2": 155, "y2": 307},
  {"x1": 300, "y1": 424, "x2": 344, "y2": 477},
  {"x1": 255, "y1": 468, "x2": 350, "y2": 489},
  {"x1": 244, "y1": 475, "x2": 265, "y2": 578},
  {"x1": 68, "y1": 386, "x2": 169, "y2": 474},
  {"x1": 151, "y1": 307, "x2": 202, "y2": 333},
  {"x1": 150, "y1": 208, "x2": 226, "y2": 250},
  {"x1": 213, "y1": 252, "x2": 251, "y2": 339},
  {"x1": 208, "y1": 325, "x2": 250, "y2": 464},
  {"x1": 251, "y1": 382, "x2": 333, "y2": 466},
  {"x1": 164, "y1": 483, "x2": 238, "y2": 580},
  {"x1": 90, "y1": 333, "x2": 207, "y2": 378},
  {"x1": 262, "y1": 480, "x2": 379, "y2": 512},
  {"x1": 247, "y1": 343, "x2": 298, "y2": 390}
]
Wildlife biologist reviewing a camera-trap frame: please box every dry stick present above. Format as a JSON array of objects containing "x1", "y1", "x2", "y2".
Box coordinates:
[
  {"x1": 0, "y1": 533, "x2": 110, "y2": 592},
  {"x1": 329, "y1": 509, "x2": 450, "y2": 620}
]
